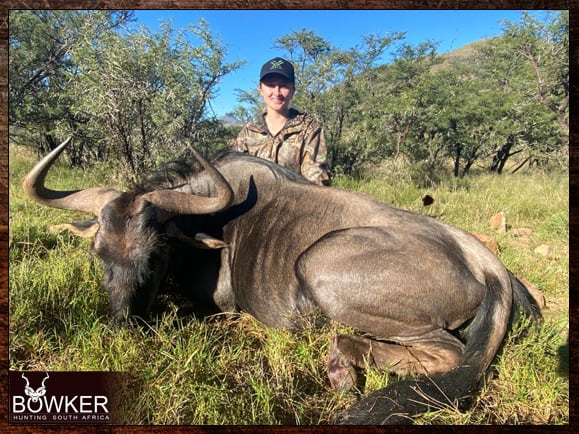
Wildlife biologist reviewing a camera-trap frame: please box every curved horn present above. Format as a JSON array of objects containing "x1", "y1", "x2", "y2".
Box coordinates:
[
  {"x1": 21, "y1": 373, "x2": 30, "y2": 389},
  {"x1": 40, "y1": 373, "x2": 50, "y2": 388},
  {"x1": 143, "y1": 148, "x2": 234, "y2": 216},
  {"x1": 22, "y1": 137, "x2": 121, "y2": 215}
]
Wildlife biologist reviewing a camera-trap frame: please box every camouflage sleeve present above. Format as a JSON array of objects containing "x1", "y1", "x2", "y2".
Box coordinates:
[
  {"x1": 232, "y1": 125, "x2": 250, "y2": 152},
  {"x1": 301, "y1": 121, "x2": 331, "y2": 186}
]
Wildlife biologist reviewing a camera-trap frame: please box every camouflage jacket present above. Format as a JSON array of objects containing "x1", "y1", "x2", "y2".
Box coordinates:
[{"x1": 233, "y1": 109, "x2": 331, "y2": 185}]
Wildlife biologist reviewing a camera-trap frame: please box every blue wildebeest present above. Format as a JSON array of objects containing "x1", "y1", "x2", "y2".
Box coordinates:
[{"x1": 23, "y1": 138, "x2": 540, "y2": 424}]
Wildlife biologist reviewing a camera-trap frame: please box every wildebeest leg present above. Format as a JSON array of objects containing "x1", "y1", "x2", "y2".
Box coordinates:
[
  {"x1": 328, "y1": 331, "x2": 465, "y2": 392},
  {"x1": 296, "y1": 226, "x2": 481, "y2": 392}
]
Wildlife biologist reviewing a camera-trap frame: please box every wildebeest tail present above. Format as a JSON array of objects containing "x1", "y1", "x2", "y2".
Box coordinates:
[{"x1": 338, "y1": 273, "x2": 513, "y2": 424}]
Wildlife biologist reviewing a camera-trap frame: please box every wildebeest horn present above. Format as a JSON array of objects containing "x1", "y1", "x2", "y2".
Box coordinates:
[
  {"x1": 22, "y1": 137, "x2": 121, "y2": 215},
  {"x1": 142, "y1": 148, "x2": 234, "y2": 216}
]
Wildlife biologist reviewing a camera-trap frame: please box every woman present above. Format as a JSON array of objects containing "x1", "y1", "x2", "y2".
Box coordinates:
[{"x1": 233, "y1": 57, "x2": 331, "y2": 186}]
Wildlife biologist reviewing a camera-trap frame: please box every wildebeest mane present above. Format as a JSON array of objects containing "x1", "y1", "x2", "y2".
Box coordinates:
[
  {"x1": 134, "y1": 158, "x2": 203, "y2": 194},
  {"x1": 215, "y1": 151, "x2": 314, "y2": 185},
  {"x1": 135, "y1": 151, "x2": 312, "y2": 194}
]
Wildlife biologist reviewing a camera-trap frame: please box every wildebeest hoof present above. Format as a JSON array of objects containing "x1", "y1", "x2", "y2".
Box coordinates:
[
  {"x1": 328, "y1": 336, "x2": 358, "y2": 392},
  {"x1": 328, "y1": 356, "x2": 358, "y2": 392}
]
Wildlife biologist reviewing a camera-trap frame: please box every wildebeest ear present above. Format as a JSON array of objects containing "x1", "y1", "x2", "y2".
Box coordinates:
[
  {"x1": 165, "y1": 221, "x2": 228, "y2": 249},
  {"x1": 49, "y1": 220, "x2": 100, "y2": 238},
  {"x1": 193, "y1": 233, "x2": 229, "y2": 249}
]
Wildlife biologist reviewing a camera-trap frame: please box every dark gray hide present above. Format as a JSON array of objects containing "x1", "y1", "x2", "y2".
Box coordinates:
[{"x1": 23, "y1": 139, "x2": 540, "y2": 424}]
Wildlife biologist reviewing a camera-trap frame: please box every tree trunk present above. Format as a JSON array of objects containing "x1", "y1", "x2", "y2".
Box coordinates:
[
  {"x1": 490, "y1": 135, "x2": 514, "y2": 174},
  {"x1": 453, "y1": 143, "x2": 462, "y2": 177}
]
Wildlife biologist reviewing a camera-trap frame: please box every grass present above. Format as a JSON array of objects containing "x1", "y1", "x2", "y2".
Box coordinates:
[{"x1": 9, "y1": 144, "x2": 569, "y2": 425}]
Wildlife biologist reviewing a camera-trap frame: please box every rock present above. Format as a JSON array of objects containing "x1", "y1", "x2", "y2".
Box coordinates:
[
  {"x1": 518, "y1": 276, "x2": 547, "y2": 308},
  {"x1": 512, "y1": 228, "x2": 533, "y2": 237},
  {"x1": 511, "y1": 227, "x2": 533, "y2": 248},
  {"x1": 472, "y1": 232, "x2": 500, "y2": 255},
  {"x1": 534, "y1": 244, "x2": 554, "y2": 258},
  {"x1": 490, "y1": 211, "x2": 507, "y2": 233}
]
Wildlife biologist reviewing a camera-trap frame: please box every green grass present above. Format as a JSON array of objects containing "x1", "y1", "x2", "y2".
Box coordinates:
[{"x1": 9, "y1": 145, "x2": 568, "y2": 425}]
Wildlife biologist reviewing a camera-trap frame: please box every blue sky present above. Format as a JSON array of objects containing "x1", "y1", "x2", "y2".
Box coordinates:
[{"x1": 133, "y1": 9, "x2": 550, "y2": 117}]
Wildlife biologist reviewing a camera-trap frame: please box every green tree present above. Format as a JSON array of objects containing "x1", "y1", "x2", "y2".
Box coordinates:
[
  {"x1": 10, "y1": 11, "x2": 243, "y2": 180},
  {"x1": 330, "y1": 41, "x2": 441, "y2": 174},
  {"x1": 348, "y1": 11, "x2": 568, "y2": 177},
  {"x1": 68, "y1": 19, "x2": 243, "y2": 178},
  {"x1": 9, "y1": 10, "x2": 134, "y2": 155},
  {"x1": 473, "y1": 11, "x2": 568, "y2": 173}
]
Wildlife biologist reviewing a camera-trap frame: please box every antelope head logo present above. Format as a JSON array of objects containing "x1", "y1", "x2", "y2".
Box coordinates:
[{"x1": 22, "y1": 373, "x2": 49, "y2": 402}]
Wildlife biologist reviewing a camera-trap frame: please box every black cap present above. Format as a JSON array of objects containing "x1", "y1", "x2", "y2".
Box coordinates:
[{"x1": 260, "y1": 57, "x2": 295, "y2": 83}]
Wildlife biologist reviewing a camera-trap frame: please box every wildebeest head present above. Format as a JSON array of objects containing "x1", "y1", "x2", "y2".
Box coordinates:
[{"x1": 22, "y1": 138, "x2": 234, "y2": 323}]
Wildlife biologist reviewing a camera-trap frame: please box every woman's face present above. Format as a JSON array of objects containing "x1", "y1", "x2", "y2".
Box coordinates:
[{"x1": 259, "y1": 74, "x2": 295, "y2": 114}]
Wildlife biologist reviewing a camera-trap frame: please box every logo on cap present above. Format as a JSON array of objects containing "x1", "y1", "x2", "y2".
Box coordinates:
[{"x1": 270, "y1": 59, "x2": 285, "y2": 70}]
